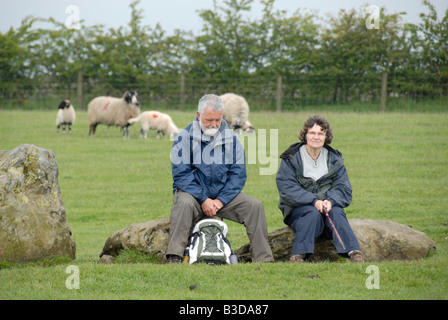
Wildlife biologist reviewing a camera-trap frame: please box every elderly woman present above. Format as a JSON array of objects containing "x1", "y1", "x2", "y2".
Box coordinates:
[{"x1": 276, "y1": 115, "x2": 364, "y2": 263}]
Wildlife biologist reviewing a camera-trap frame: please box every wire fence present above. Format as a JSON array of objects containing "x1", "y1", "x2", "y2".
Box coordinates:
[{"x1": 1, "y1": 74, "x2": 447, "y2": 112}]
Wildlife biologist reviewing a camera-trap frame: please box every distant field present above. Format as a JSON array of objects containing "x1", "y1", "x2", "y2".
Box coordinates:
[{"x1": 0, "y1": 109, "x2": 447, "y2": 301}]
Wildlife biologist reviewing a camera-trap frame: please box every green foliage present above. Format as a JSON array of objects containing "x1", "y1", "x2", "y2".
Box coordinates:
[
  {"x1": 0, "y1": 255, "x2": 73, "y2": 270},
  {"x1": 0, "y1": 0, "x2": 447, "y2": 111},
  {"x1": 405, "y1": 0, "x2": 448, "y2": 103},
  {"x1": 0, "y1": 110, "x2": 447, "y2": 300}
]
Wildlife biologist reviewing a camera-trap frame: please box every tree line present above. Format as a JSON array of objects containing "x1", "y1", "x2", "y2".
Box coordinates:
[{"x1": 0, "y1": 0, "x2": 446, "y2": 111}]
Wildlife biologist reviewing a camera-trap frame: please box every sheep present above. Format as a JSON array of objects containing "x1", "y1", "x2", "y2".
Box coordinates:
[
  {"x1": 56, "y1": 99, "x2": 76, "y2": 135},
  {"x1": 128, "y1": 111, "x2": 180, "y2": 140},
  {"x1": 220, "y1": 93, "x2": 254, "y2": 135},
  {"x1": 87, "y1": 91, "x2": 141, "y2": 139}
]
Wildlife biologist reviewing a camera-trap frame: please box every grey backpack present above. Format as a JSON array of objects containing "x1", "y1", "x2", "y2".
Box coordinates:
[{"x1": 186, "y1": 219, "x2": 234, "y2": 265}]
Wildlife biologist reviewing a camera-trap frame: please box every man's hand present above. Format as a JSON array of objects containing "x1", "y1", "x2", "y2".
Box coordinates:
[
  {"x1": 201, "y1": 198, "x2": 217, "y2": 217},
  {"x1": 212, "y1": 199, "x2": 223, "y2": 212},
  {"x1": 201, "y1": 198, "x2": 224, "y2": 217}
]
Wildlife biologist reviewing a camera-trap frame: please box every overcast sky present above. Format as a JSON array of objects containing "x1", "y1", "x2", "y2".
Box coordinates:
[{"x1": 1, "y1": 0, "x2": 447, "y2": 34}]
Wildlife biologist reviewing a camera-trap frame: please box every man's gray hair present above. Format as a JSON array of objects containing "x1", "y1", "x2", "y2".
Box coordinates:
[{"x1": 198, "y1": 94, "x2": 224, "y2": 115}]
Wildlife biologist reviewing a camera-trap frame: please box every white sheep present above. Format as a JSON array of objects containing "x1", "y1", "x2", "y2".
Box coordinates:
[
  {"x1": 56, "y1": 99, "x2": 76, "y2": 135},
  {"x1": 87, "y1": 91, "x2": 141, "y2": 139},
  {"x1": 220, "y1": 93, "x2": 254, "y2": 135},
  {"x1": 128, "y1": 111, "x2": 180, "y2": 139}
]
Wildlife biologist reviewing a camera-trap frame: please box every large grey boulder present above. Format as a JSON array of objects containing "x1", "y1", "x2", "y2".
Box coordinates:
[
  {"x1": 350, "y1": 219, "x2": 436, "y2": 261},
  {"x1": 0, "y1": 144, "x2": 76, "y2": 262},
  {"x1": 99, "y1": 217, "x2": 436, "y2": 263},
  {"x1": 236, "y1": 218, "x2": 436, "y2": 262},
  {"x1": 100, "y1": 218, "x2": 170, "y2": 262}
]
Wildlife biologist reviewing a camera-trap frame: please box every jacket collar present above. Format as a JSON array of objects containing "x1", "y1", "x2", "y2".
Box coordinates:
[
  {"x1": 280, "y1": 142, "x2": 342, "y2": 160},
  {"x1": 190, "y1": 116, "x2": 233, "y2": 146}
]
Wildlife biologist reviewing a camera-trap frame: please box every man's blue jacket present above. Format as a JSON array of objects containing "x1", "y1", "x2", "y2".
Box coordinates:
[{"x1": 170, "y1": 117, "x2": 246, "y2": 206}]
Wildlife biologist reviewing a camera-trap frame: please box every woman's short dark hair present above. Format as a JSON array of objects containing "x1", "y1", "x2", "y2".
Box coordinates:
[{"x1": 298, "y1": 115, "x2": 333, "y2": 144}]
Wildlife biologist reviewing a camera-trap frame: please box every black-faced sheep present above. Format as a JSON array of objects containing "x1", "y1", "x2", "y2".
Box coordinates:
[
  {"x1": 220, "y1": 93, "x2": 254, "y2": 135},
  {"x1": 56, "y1": 99, "x2": 76, "y2": 135},
  {"x1": 128, "y1": 111, "x2": 180, "y2": 139},
  {"x1": 87, "y1": 91, "x2": 141, "y2": 139}
]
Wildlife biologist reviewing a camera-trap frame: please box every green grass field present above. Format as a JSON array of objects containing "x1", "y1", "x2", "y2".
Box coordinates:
[{"x1": 1, "y1": 109, "x2": 447, "y2": 300}]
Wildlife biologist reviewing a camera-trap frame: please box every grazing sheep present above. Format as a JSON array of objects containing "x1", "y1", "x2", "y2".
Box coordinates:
[
  {"x1": 56, "y1": 99, "x2": 76, "y2": 135},
  {"x1": 87, "y1": 91, "x2": 140, "y2": 139},
  {"x1": 220, "y1": 93, "x2": 254, "y2": 134},
  {"x1": 128, "y1": 111, "x2": 180, "y2": 139}
]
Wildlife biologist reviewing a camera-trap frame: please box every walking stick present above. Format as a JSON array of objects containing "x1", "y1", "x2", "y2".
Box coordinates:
[{"x1": 323, "y1": 207, "x2": 346, "y2": 251}]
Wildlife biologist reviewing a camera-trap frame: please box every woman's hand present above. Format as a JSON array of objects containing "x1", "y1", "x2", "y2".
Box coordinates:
[{"x1": 314, "y1": 200, "x2": 332, "y2": 213}]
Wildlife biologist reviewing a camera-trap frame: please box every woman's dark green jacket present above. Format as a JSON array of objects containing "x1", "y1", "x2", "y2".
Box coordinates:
[{"x1": 275, "y1": 142, "x2": 352, "y2": 222}]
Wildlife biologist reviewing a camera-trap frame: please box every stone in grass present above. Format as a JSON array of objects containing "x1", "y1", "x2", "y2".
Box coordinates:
[
  {"x1": 0, "y1": 144, "x2": 76, "y2": 262},
  {"x1": 100, "y1": 217, "x2": 436, "y2": 263},
  {"x1": 236, "y1": 218, "x2": 436, "y2": 262}
]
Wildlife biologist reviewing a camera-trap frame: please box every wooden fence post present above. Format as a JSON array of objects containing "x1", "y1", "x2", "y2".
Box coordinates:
[
  {"x1": 276, "y1": 75, "x2": 282, "y2": 112},
  {"x1": 77, "y1": 71, "x2": 83, "y2": 111},
  {"x1": 380, "y1": 71, "x2": 388, "y2": 113},
  {"x1": 180, "y1": 73, "x2": 185, "y2": 111}
]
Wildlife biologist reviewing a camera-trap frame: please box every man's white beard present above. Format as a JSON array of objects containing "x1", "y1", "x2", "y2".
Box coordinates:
[{"x1": 200, "y1": 122, "x2": 219, "y2": 136}]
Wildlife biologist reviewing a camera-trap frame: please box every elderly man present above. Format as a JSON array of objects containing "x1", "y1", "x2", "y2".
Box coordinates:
[{"x1": 166, "y1": 94, "x2": 274, "y2": 263}]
